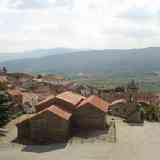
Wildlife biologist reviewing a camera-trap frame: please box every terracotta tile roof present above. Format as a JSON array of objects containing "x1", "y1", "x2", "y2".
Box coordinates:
[
  {"x1": 38, "y1": 95, "x2": 55, "y2": 105},
  {"x1": 17, "y1": 105, "x2": 72, "y2": 125},
  {"x1": 7, "y1": 89, "x2": 22, "y2": 96},
  {"x1": 77, "y1": 95, "x2": 109, "y2": 112},
  {"x1": 16, "y1": 114, "x2": 35, "y2": 126},
  {"x1": 0, "y1": 76, "x2": 7, "y2": 82},
  {"x1": 36, "y1": 95, "x2": 55, "y2": 112},
  {"x1": 56, "y1": 91, "x2": 86, "y2": 106},
  {"x1": 47, "y1": 105, "x2": 72, "y2": 120}
]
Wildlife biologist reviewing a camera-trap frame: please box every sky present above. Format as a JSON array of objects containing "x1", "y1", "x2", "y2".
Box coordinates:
[{"x1": 0, "y1": 0, "x2": 160, "y2": 52}]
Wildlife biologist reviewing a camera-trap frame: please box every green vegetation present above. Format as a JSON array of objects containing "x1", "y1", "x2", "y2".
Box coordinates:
[
  {"x1": 141, "y1": 104, "x2": 160, "y2": 121},
  {"x1": 0, "y1": 91, "x2": 11, "y2": 126},
  {"x1": 73, "y1": 72, "x2": 160, "y2": 92},
  {"x1": 0, "y1": 81, "x2": 7, "y2": 90}
]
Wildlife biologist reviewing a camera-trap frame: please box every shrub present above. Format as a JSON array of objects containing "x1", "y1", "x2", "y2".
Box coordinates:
[
  {"x1": 0, "y1": 91, "x2": 11, "y2": 126},
  {"x1": 0, "y1": 81, "x2": 7, "y2": 90}
]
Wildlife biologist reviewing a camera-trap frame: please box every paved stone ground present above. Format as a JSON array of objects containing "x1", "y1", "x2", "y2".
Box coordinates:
[{"x1": 1, "y1": 117, "x2": 160, "y2": 160}]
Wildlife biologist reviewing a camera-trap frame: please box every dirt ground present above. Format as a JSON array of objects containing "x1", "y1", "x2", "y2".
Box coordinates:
[{"x1": 0, "y1": 116, "x2": 160, "y2": 160}]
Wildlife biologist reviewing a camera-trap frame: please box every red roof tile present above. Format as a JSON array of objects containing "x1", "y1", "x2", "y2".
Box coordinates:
[
  {"x1": 36, "y1": 95, "x2": 55, "y2": 112},
  {"x1": 17, "y1": 104, "x2": 72, "y2": 126},
  {"x1": 56, "y1": 91, "x2": 86, "y2": 106},
  {"x1": 38, "y1": 95, "x2": 55, "y2": 105},
  {"x1": 77, "y1": 95, "x2": 109, "y2": 112},
  {"x1": 47, "y1": 105, "x2": 72, "y2": 120},
  {"x1": 7, "y1": 89, "x2": 22, "y2": 96}
]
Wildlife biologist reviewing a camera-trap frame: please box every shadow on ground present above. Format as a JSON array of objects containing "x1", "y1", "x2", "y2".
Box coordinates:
[
  {"x1": 127, "y1": 123, "x2": 144, "y2": 127},
  {"x1": 12, "y1": 137, "x2": 67, "y2": 153},
  {"x1": 72, "y1": 128, "x2": 109, "y2": 139},
  {"x1": 21, "y1": 143, "x2": 67, "y2": 153}
]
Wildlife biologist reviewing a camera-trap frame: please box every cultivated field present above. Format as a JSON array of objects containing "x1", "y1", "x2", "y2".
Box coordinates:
[{"x1": 0, "y1": 117, "x2": 160, "y2": 160}]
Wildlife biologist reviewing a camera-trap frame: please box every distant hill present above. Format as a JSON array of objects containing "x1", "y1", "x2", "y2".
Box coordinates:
[
  {"x1": 1, "y1": 47, "x2": 160, "y2": 74},
  {"x1": 0, "y1": 48, "x2": 81, "y2": 62}
]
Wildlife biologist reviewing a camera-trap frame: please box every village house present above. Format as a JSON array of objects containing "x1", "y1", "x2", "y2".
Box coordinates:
[
  {"x1": 54, "y1": 91, "x2": 86, "y2": 112},
  {"x1": 136, "y1": 92, "x2": 160, "y2": 106},
  {"x1": 75, "y1": 84, "x2": 91, "y2": 97},
  {"x1": 7, "y1": 90, "x2": 23, "y2": 114},
  {"x1": 17, "y1": 105, "x2": 72, "y2": 144},
  {"x1": 126, "y1": 103, "x2": 145, "y2": 123},
  {"x1": 108, "y1": 99, "x2": 128, "y2": 118},
  {"x1": 36, "y1": 91, "x2": 85, "y2": 113},
  {"x1": 32, "y1": 79, "x2": 71, "y2": 98},
  {"x1": 72, "y1": 95, "x2": 109, "y2": 130},
  {"x1": 109, "y1": 99, "x2": 145, "y2": 123},
  {"x1": 17, "y1": 91, "x2": 110, "y2": 144},
  {"x1": 36, "y1": 95, "x2": 56, "y2": 112},
  {"x1": 22, "y1": 92, "x2": 38, "y2": 114},
  {"x1": 8, "y1": 90, "x2": 23, "y2": 105},
  {"x1": 40, "y1": 74, "x2": 65, "y2": 85},
  {"x1": 29, "y1": 81, "x2": 53, "y2": 94},
  {"x1": 7, "y1": 73, "x2": 34, "y2": 88},
  {"x1": 36, "y1": 91, "x2": 85, "y2": 112}
]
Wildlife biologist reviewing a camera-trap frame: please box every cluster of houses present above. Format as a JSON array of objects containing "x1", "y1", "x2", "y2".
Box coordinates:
[
  {"x1": 1, "y1": 71, "x2": 160, "y2": 144},
  {"x1": 16, "y1": 91, "x2": 109, "y2": 144}
]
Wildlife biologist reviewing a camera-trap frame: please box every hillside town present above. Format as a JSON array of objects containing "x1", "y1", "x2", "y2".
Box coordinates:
[{"x1": 0, "y1": 66, "x2": 160, "y2": 146}]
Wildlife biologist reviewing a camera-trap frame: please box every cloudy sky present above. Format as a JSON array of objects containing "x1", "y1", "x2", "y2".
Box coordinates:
[{"x1": 0, "y1": 0, "x2": 160, "y2": 52}]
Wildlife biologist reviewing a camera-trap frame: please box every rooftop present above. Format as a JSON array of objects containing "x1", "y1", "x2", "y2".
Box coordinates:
[
  {"x1": 7, "y1": 89, "x2": 22, "y2": 96},
  {"x1": 47, "y1": 105, "x2": 72, "y2": 120},
  {"x1": 37, "y1": 95, "x2": 55, "y2": 105},
  {"x1": 56, "y1": 91, "x2": 86, "y2": 106},
  {"x1": 36, "y1": 95, "x2": 55, "y2": 112},
  {"x1": 17, "y1": 104, "x2": 72, "y2": 125},
  {"x1": 77, "y1": 95, "x2": 109, "y2": 112}
]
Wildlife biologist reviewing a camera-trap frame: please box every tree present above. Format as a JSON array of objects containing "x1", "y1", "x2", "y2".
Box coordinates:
[
  {"x1": 37, "y1": 74, "x2": 42, "y2": 79},
  {"x1": 0, "y1": 91, "x2": 11, "y2": 126},
  {"x1": 2, "y1": 66, "x2": 7, "y2": 74}
]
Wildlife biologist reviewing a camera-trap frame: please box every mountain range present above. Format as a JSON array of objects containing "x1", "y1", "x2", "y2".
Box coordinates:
[
  {"x1": 1, "y1": 47, "x2": 160, "y2": 75},
  {"x1": 0, "y1": 48, "x2": 81, "y2": 62}
]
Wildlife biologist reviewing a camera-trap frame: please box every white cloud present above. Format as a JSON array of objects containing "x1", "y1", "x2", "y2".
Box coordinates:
[{"x1": 0, "y1": 0, "x2": 160, "y2": 52}]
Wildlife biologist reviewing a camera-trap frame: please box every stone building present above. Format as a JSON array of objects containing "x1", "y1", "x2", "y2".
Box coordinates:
[
  {"x1": 42, "y1": 74, "x2": 65, "y2": 84},
  {"x1": 17, "y1": 91, "x2": 110, "y2": 144},
  {"x1": 36, "y1": 91, "x2": 85, "y2": 112},
  {"x1": 72, "y1": 95, "x2": 109, "y2": 130},
  {"x1": 36, "y1": 95, "x2": 55, "y2": 112},
  {"x1": 54, "y1": 91, "x2": 86, "y2": 112},
  {"x1": 17, "y1": 105, "x2": 72, "y2": 144},
  {"x1": 109, "y1": 100, "x2": 144, "y2": 123},
  {"x1": 7, "y1": 90, "x2": 23, "y2": 114},
  {"x1": 22, "y1": 92, "x2": 38, "y2": 114},
  {"x1": 108, "y1": 99, "x2": 128, "y2": 118},
  {"x1": 127, "y1": 104, "x2": 145, "y2": 123},
  {"x1": 8, "y1": 90, "x2": 23, "y2": 105},
  {"x1": 7, "y1": 73, "x2": 34, "y2": 88}
]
